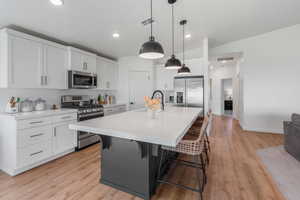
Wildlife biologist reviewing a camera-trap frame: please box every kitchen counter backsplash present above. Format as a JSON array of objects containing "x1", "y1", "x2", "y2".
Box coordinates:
[{"x1": 0, "y1": 88, "x2": 117, "y2": 113}]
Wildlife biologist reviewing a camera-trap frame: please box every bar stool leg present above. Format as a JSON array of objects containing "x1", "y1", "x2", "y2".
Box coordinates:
[
  {"x1": 200, "y1": 154, "x2": 207, "y2": 187},
  {"x1": 193, "y1": 155, "x2": 203, "y2": 200},
  {"x1": 205, "y1": 132, "x2": 211, "y2": 152},
  {"x1": 204, "y1": 142, "x2": 210, "y2": 165}
]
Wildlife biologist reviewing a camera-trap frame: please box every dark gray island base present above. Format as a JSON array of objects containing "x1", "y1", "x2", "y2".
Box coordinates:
[
  {"x1": 68, "y1": 107, "x2": 202, "y2": 200},
  {"x1": 100, "y1": 135, "x2": 173, "y2": 200}
]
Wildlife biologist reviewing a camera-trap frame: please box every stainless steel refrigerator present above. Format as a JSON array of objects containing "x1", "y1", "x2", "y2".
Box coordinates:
[{"x1": 174, "y1": 75, "x2": 204, "y2": 111}]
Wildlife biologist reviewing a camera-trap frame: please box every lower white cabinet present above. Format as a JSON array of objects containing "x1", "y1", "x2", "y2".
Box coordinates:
[
  {"x1": 53, "y1": 121, "x2": 77, "y2": 155},
  {"x1": 104, "y1": 104, "x2": 127, "y2": 116},
  {"x1": 0, "y1": 110, "x2": 77, "y2": 176},
  {"x1": 17, "y1": 125, "x2": 53, "y2": 148},
  {"x1": 17, "y1": 141, "x2": 52, "y2": 169}
]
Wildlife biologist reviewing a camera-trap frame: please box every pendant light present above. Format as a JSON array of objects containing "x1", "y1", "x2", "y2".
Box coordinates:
[
  {"x1": 165, "y1": 0, "x2": 181, "y2": 69},
  {"x1": 139, "y1": 0, "x2": 164, "y2": 59},
  {"x1": 178, "y1": 20, "x2": 191, "y2": 74}
]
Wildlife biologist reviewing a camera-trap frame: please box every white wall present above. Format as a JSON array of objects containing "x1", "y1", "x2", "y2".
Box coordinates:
[
  {"x1": 117, "y1": 56, "x2": 154, "y2": 108},
  {"x1": 210, "y1": 24, "x2": 300, "y2": 134}
]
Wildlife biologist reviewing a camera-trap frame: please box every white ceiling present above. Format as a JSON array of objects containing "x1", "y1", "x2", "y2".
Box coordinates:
[{"x1": 0, "y1": 0, "x2": 299, "y2": 59}]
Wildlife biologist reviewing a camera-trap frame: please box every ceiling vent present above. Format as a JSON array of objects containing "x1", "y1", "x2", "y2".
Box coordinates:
[
  {"x1": 217, "y1": 57, "x2": 234, "y2": 62},
  {"x1": 141, "y1": 18, "x2": 155, "y2": 26}
]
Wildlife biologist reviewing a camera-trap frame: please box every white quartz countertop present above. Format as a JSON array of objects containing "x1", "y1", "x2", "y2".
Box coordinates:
[
  {"x1": 0, "y1": 109, "x2": 77, "y2": 120},
  {"x1": 69, "y1": 106, "x2": 202, "y2": 147}
]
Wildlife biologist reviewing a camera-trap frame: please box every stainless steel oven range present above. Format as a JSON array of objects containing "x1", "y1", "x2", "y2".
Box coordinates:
[{"x1": 61, "y1": 95, "x2": 104, "y2": 150}]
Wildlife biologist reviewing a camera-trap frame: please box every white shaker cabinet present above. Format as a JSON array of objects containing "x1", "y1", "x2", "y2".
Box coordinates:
[
  {"x1": 0, "y1": 33, "x2": 43, "y2": 88},
  {"x1": 0, "y1": 28, "x2": 68, "y2": 89},
  {"x1": 103, "y1": 104, "x2": 127, "y2": 116},
  {"x1": 53, "y1": 120, "x2": 77, "y2": 155},
  {"x1": 0, "y1": 110, "x2": 77, "y2": 176},
  {"x1": 43, "y1": 44, "x2": 68, "y2": 89},
  {"x1": 96, "y1": 56, "x2": 118, "y2": 90},
  {"x1": 67, "y1": 47, "x2": 97, "y2": 73}
]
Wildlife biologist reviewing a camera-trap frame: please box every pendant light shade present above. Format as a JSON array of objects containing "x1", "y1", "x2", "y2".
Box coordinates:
[
  {"x1": 139, "y1": 0, "x2": 164, "y2": 59},
  {"x1": 178, "y1": 64, "x2": 191, "y2": 74},
  {"x1": 178, "y1": 20, "x2": 191, "y2": 74},
  {"x1": 165, "y1": 0, "x2": 181, "y2": 69},
  {"x1": 165, "y1": 55, "x2": 182, "y2": 69},
  {"x1": 139, "y1": 36, "x2": 164, "y2": 59}
]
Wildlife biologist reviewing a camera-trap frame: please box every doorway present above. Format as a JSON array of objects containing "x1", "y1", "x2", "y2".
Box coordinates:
[
  {"x1": 128, "y1": 70, "x2": 152, "y2": 110},
  {"x1": 222, "y1": 78, "x2": 233, "y2": 116}
]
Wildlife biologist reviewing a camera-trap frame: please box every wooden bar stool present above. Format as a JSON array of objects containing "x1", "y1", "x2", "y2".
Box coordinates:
[{"x1": 156, "y1": 117, "x2": 209, "y2": 200}]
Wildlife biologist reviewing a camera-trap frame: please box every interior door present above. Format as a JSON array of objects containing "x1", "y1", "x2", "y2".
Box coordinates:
[
  {"x1": 8, "y1": 35, "x2": 42, "y2": 88},
  {"x1": 43, "y1": 44, "x2": 68, "y2": 89},
  {"x1": 129, "y1": 71, "x2": 152, "y2": 110}
]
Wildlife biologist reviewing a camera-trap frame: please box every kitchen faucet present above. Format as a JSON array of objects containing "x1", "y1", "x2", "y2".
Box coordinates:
[{"x1": 151, "y1": 90, "x2": 165, "y2": 111}]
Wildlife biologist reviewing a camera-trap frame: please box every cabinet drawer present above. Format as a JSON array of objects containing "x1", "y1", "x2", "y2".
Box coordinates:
[
  {"x1": 104, "y1": 106, "x2": 126, "y2": 116},
  {"x1": 52, "y1": 113, "x2": 77, "y2": 124},
  {"x1": 17, "y1": 141, "x2": 52, "y2": 168},
  {"x1": 17, "y1": 117, "x2": 52, "y2": 130},
  {"x1": 116, "y1": 106, "x2": 126, "y2": 113},
  {"x1": 17, "y1": 126, "x2": 53, "y2": 148}
]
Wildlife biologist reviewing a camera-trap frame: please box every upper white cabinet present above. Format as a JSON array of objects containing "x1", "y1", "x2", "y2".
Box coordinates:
[
  {"x1": 155, "y1": 65, "x2": 177, "y2": 91},
  {"x1": 43, "y1": 44, "x2": 68, "y2": 89},
  {"x1": 67, "y1": 47, "x2": 97, "y2": 73},
  {"x1": 0, "y1": 28, "x2": 68, "y2": 89},
  {"x1": 96, "y1": 56, "x2": 118, "y2": 90},
  {"x1": 0, "y1": 33, "x2": 43, "y2": 88}
]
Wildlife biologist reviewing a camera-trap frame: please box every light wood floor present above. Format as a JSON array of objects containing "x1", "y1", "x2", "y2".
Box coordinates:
[{"x1": 0, "y1": 116, "x2": 285, "y2": 200}]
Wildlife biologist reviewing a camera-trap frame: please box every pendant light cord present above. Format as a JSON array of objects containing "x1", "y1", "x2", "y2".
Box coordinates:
[
  {"x1": 183, "y1": 22, "x2": 185, "y2": 64},
  {"x1": 172, "y1": 4, "x2": 174, "y2": 55},
  {"x1": 150, "y1": 0, "x2": 153, "y2": 38}
]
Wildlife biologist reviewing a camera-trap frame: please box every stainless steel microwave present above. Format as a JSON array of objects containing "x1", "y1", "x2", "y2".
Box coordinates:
[{"x1": 68, "y1": 70, "x2": 97, "y2": 89}]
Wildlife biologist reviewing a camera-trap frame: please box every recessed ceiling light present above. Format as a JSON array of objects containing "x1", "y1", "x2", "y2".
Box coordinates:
[
  {"x1": 185, "y1": 34, "x2": 191, "y2": 39},
  {"x1": 50, "y1": 0, "x2": 64, "y2": 6},
  {"x1": 112, "y1": 33, "x2": 120, "y2": 38}
]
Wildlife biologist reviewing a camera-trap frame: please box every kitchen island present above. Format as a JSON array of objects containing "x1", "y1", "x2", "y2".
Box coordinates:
[{"x1": 69, "y1": 106, "x2": 202, "y2": 200}]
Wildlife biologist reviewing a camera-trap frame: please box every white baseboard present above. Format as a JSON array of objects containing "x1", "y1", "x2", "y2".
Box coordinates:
[{"x1": 242, "y1": 125, "x2": 283, "y2": 134}]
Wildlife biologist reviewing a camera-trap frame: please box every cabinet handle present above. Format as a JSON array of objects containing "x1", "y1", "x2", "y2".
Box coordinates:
[
  {"x1": 54, "y1": 127, "x2": 56, "y2": 137},
  {"x1": 30, "y1": 133, "x2": 44, "y2": 138},
  {"x1": 30, "y1": 121, "x2": 43, "y2": 124},
  {"x1": 83, "y1": 62, "x2": 88, "y2": 70},
  {"x1": 45, "y1": 76, "x2": 48, "y2": 85},
  {"x1": 30, "y1": 150, "x2": 43, "y2": 157}
]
